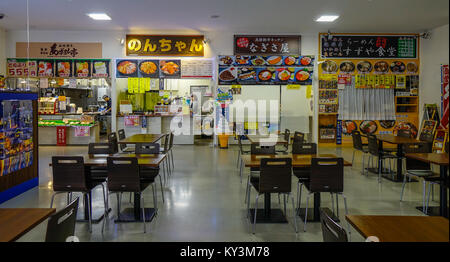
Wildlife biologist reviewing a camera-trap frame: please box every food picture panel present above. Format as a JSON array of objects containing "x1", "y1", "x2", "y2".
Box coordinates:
[
  {"x1": 55, "y1": 59, "x2": 72, "y2": 78},
  {"x1": 74, "y1": 60, "x2": 91, "y2": 78},
  {"x1": 218, "y1": 66, "x2": 238, "y2": 85},
  {"x1": 116, "y1": 59, "x2": 138, "y2": 78},
  {"x1": 138, "y1": 60, "x2": 159, "y2": 78},
  {"x1": 37, "y1": 60, "x2": 54, "y2": 77},
  {"x1": 159, "y1": 60, "x2": 181, "y2": 78},
  {"x1": 92, "y1": 60, "x2": 110, "y2": 78}
]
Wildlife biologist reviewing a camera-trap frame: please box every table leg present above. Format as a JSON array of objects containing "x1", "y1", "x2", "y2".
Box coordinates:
[
  {"x1": 440, "y1": 165, "x2": 448, "y2": 218},
  {"x1": 114, "y1": 191, "x2": 156, "y2": 223}
]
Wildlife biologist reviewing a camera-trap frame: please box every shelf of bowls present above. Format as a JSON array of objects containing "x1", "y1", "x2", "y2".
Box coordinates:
[
  {"x1": 5, "y1": 58, "x2": 112, "y2": 145},
  {"x1": 114, "y1": 58, "x2": 214, "y2": 144},
  {"x1": 217, "y1": 55, "x2": 315, "y2": 144}
]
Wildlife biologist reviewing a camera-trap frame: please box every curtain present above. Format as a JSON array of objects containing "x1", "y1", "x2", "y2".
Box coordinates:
[{"x1": 338, "y1": 77, "x2": 396, "y2": 120}]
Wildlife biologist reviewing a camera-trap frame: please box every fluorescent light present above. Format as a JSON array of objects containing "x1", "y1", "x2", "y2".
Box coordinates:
[
  {"x1": 87, "y1": 13, "x2": 111, "y2": 20},
  {"x1": 316, "y1": 15, "x2": 339, "y2": 22}
]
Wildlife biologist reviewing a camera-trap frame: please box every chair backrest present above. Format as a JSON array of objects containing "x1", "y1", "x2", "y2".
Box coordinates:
[
  {"x1": 169, "y1": 132, "x2": 174, "y2": 150},
  {"x1": 403, "y1": 143, "x2": 432, "y2": 171},
  {"x1": 320, "y1": 208, "x2": 348, "y2": 242},
  {"x1": 292, "y1": 142, "x2": 317, "y2": 155},
  {"x1": 251, "y1": 144, "x2": 275, "y2": 155},
  {"x1": 284, "y1": 129, "x2": 291, "y2": 143},
  {"x1": 310, "y1": 157, "x2": 344, "y2": 193},
  {"x1": 293, "y1": 131, "x2": 305, "y2": 144},
  {"x1": 52, "y1": 156, "x2": 87, "y2": 192},
  {"x1": 107, "y1": 157, "x2": 141, "y2": 192},
  {"x1": 45, "y1": 197, "x2": 79, "y2": 242},
  {"x1": 135, "y1": 143, "x2": 160, "y2": 154},
  {"x1": 88, "y1": 142, "x2": 114, "y2": 155},
  {"x1": 397, "y1": 129, "x2": 414, "y2": 139},
  {"x1": 108, "y1": 132, "x2": 119, "y2": 153},
  {"x1": 161, "y1": 134, "x2": 169, "y2": 153},
  {"x1": 117, "y1": 129, "x2": 126, "y2": 151},
  {"x1": 367, "y1": 135, "x2": 379, "y2": 156},
  {"x1": 259, "y1": 158, "x2": 292, "y2": 193},
  {"x1": 351, "y1": 131, "x2": 364, "y2": 151}
]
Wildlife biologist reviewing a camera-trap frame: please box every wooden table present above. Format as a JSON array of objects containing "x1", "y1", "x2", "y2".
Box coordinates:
[
  {"x1": 246, "y1": 135, "x2": 288, "y2": 145},
  {"x1": 405, "y1": 153, "x2": 449, "y2": 218},
  {"x1": 118, "y1": 134, "x2": 165, "y2": 144},
  {"x1": 241, "y1": 153, "x2": 352, "y2": 223},
  {"x1": 373, "y1": 134, "x2": 426, "y2": 182},
  {"x1": 0, "y1": 208, "x2": 56, "y2": 242},
  {"x1": 49, "y1": 153, "x2": 166, "y2": 223},
  {"x1": 346, "y1": 215, "x2": 449, "y2": 242}
]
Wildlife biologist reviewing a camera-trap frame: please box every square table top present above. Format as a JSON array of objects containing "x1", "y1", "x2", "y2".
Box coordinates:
[
  {"x1": 118, "y1": 134, "x2": 165, "y2": 144},
  {"x1": 345, "y1": 215, "x2": 449, "y2": 242},
  {"x1": 405, "y1": 153, "x2": 449, "y2": 166},
  {"x1": 49, "y1": 154, "x2": 167, "y2": 167},
  {"x1": 374, "y1": 134, "x2": 425, "y2": 145},
  {"x1": 245, "y1": 135, "x2": 288, "y2": 145},
  {"x1": 0, "y1": 208, "x2": 56, "y2": 242},
  {"x1": 241, "y1": 153, "x2": 352, "y2": 168}
]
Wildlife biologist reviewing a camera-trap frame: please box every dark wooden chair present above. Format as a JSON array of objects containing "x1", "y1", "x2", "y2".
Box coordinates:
[
  {"x1": 244, "y1": 144, "x2": 276, "y2": 204},
  {"x1": 247, "y1": 158, "x2": 297, "y2": 234},
  {"x1": 292, "y1": 142, "x2": 317, "y2": 212},
  {"x1": 117, "y1": 129, "x2": 134, "y2": 153},
  {"x1": 45, "y1": 197, "x2": 79, "y2": 242},
  {"x1": 108, "y1": 132, "x2": 119, "y2": 154},
  {"x1": 276, "y1": 129, "x2": 290, "y2": 154},
  {"x1": 351, "y1": 131, "x2": 369, "y2": 174},
  {"x1": 159, "y1": 134, "x2": 171, "y2": 182},
  {"x1": 367, "y1": 134, "x2": 397, "y2": 182},
  {"x1": 237, "y1": 135, "x2": 250, "y2": 172},
  {"x1": 301, "y1": 157, "x2": 350, "y2": 236},
  {"x1": 50, "y1": 156, "x2": 107, "y2": 233},
  {"x1": 103, "y1": 157, "x2": 157, "y2": 233},
  {"x1": 319, "y1": 208, "x2": 348, "y2": 242},
  {"x1": 134, "y1": 143, "x2": 165, "y2": 203},
  {"x1": 293, "y1": 131, "x2": 305, "y2": 144},
  {"x1": 400, "y1": 143, "x2": 436, "y2": 214},
  {"x1": 168, "y1": 132, "x2": 175, "y2": 171}
]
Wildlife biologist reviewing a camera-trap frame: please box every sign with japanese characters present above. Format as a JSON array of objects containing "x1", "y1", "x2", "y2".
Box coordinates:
[
  {"x1": 234, "y1": 35, "x2": 301, "y2": 55},
  {"x1": 6, "y1": 59, "x2": 38, "y2": 77},
  {"x1": 126, "y1": 35, "x2": 204, "y2": 56},
  {"x1": 441, "y1": 64, "x2": 449, "y2": 129},
  {"x1": 16, "y1": 42, "x2": 102, "y2": 58},
  {"x1": 319, "y1": 33, "x2": 419, "y2": 59}
]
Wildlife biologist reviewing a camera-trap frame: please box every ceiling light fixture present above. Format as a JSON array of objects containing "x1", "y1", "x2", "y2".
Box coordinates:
[
  {"x1": 87, "y1": 13, "x2": 111, "y2": 20},
  {"x1": 316, "y1": 15, "x2": 339, "y2": 22}
]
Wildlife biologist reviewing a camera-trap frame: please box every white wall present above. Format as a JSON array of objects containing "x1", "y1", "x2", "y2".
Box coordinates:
[
  {"x1": 419, "y1": 24, "x2": 449, "y2": 125},
  {"x1": 0, "y1": 27, "x2": 6, "y2": 75}
]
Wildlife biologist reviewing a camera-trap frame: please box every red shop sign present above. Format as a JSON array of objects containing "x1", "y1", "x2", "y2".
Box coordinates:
[{"x1": 56, "y1": 126, "x2": 67, "y2": 146}]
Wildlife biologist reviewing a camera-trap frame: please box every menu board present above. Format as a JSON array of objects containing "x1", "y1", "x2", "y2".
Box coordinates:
[
  {"x1": 181, "y1": 59, "x2": 213, "y2": 78},
  {"x1": 218, "y1": 55, "x2": 314, "y2": 85},
  {"x1": 234, "y1": 35, "x2": 301, "y2": 55},
  {"x1": 137, "y1": 60, "x2": 159, "y2": 78},
  {"x1": 92, "y1": 59, "x2": 110, "y2": 78},
  {"x1": 319, "y1": 33, "x2": 418, "y2": 59},
  {"x1": 55, "y1": 59, "x2": 73, "y2": 78},
  {"x1": 159, "y1": 60, "x2": 181, "y2": 79},
  {"x1": 37, "y1": 59, "x2": 54, "y2": 77},
  {"x1": 6, "y1": 59, "x2": 38, "y2": 77},
  {"x1": 74, "y1": 59, "x2": 91, "y2": 78}
]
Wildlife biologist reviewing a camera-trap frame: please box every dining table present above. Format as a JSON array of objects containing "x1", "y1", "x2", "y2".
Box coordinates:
[
  {"x1": 245, "y1": 134, "x2": 288, "y2": 145},
  {"x1": 365, "y1": 134, "x2": 427, "y2": 182},
  {"x1": 49, "y1": 153, "x2": 167, "y2": 223},
  {"x1": 241, "y1": 153, "x2": 352, "y2": 224},
  {"x1": 405, "y1": 152, "x2": 449, "y2": 218},
  {"x1": 117, "y1": 134, "x2": 165, "y2": 144},
  {"x1": 346, "y1": 215, "x2": 449, "y2": 242},
  {"x1": 0, "y1": 208, "x2": 56, "y2": 242}
]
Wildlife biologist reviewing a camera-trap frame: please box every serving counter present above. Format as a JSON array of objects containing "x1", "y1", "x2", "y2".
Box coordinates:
[{"x1": 116, "y1": 114, "x2": 194, "y2": 145}]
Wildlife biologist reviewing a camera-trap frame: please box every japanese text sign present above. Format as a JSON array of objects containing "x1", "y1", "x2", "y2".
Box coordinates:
[
  {"x1": 234, "y1": 35, "x2": 301, "y2": 55},
  {"x1": 126, "y1": 35, "x2": 204, "y2": 56}
]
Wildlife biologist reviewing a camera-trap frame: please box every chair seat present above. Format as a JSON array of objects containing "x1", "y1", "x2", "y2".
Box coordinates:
[
  {"x1": 380, "y1": 152, "x2": 397, "y2": 159},
  {"x1": 250, "y1": 179, "x2": 260, "y2": 193},
  {"x1": 293, "y1": 167, "x2": 311, "y2": 180},
  {"x1": 383, "y1": 148, "x2": 398, "y2": 153},
  {"x1": 407, "y1": 170, "x2": 434, "y2": 177},
  {"x1": 53, "y1": 180, "x2": 103, "y2": 192},
  {"x1": 140, "y1": 167, "x2": 160, "y2": 181},
  {"x1": 250, "y1": 173, "x2": 260, "y2": 183}
]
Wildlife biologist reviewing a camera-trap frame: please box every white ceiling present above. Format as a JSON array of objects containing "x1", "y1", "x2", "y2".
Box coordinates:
[{"x1": 0, "y1": 0, "x2": 448, "y2": 33}]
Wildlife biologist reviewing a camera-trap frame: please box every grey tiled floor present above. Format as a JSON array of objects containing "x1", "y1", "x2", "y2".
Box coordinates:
[{"x1": 0, "y1": 144, "x2": 438, "y2": 242}]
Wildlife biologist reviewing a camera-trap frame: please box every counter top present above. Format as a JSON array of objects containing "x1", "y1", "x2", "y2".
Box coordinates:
[{"x1": 117, "y1": 114, "x2": 188, "y2": 117}]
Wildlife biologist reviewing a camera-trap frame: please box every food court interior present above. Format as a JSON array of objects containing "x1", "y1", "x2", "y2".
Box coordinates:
[{"x1": 0, "y1": 0, "x2": 449, "y2": 243}]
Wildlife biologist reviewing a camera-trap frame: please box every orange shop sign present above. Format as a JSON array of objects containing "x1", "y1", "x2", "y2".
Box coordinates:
[{"x1": 126, "y1": 35, "x2": 204, "y2": 57}]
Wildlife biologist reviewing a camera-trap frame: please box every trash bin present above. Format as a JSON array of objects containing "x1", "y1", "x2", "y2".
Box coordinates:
[{"x1": 218, "y1": 134, "x2": 229, "y2": 149}]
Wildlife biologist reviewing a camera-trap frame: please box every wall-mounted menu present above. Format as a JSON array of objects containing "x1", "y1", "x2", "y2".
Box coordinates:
[
  {"x1": 181, "y1": 59, "x2": 213, "y2": 78},
  {"x1": 218, "y1": 55, "x2": 314, "y2": 85},
  {"x1": 319, "y1": 33, "x2": 419, "y2": 59}
]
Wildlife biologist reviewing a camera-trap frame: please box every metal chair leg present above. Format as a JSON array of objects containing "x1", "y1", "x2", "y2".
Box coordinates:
[
  {"x1": 237, "y1": 150, "x2": 241, "y2": 169},
  {"x1": 422, "y1": 180, "x2": 427, "y2": 214},
  {"x1": 159, "y1": 175, "x2": 165, "y2": 204},
  {"x1": 117, "y1": 193, "x2": 121, "y2": 220},
  {"x1": 351, "y1": 150, "x2": 355, "y2": 165},
  {"x1": 400, "y1": 173, "x2": 408, "y2": 201},
  {"x1": 102, "y1": 189, "x2": 109, "y2": 234},
  {"x1": 85, "y1": 193, "x2": 92, "y2": 233},
  {"x1": 290, "y1": 193, "x2": 298, "y2": 233},
  {"x1": 298, "y1": 183, "x2": 303, "y2": 213},
  {"x1": 341, "y1": 193, "x2": 351, "y2": 241},
  {"x1": 304, "y1": 193, "x2": 311, "y2": 232},
  {"x1": 246, "y1": 184, "x2": 251, "y2": 218},
  {"x1": 283, "y1": 194, "x2": 287, "y2": 215},
  {"x1": 431, "y1": 183, "x2": 435, "y2": 201},
  {"x1": 425, "y1": 182, "x2": 432, "y2": 215},
  {"x1": 335, "y1": 194, "x2": 339, "y2": 218},
  {"x1": 152, "y1": 184, "x2": 158, "y2": 214},
  {"x1": 253, "y1": 194, "x2": 259, "y2": 234},
  {"x1": 141, "y1": 194, "x2": 146, "y2": 233},
  {"x1": 361, "y1": 154, "x2": 366, "y2": 175},
  {"x1": 330, "y1": 193, "x2": 335, "y2": 215},
  {"x1": 50, "y1": 192, "x2": 62, "y2": 208},
  {"x1": 244, "y1": 172, "x2": 251, "y2": 204}
]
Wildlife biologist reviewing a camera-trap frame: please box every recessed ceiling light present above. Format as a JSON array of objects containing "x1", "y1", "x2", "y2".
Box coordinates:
[
  {"x1": 210, "y1": 15, "x2": 220, "y2": 19},
  {"x1": 87, "y1": 13, "x2": 111, "y2": 20},
  {"x1": 316, "y1": 15, "x2": 339, "y2": 22}
]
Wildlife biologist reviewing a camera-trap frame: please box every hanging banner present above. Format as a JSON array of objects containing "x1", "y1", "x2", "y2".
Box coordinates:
[
  {"x1": 6, "y1": 59, "x2": 38, "y2": 77},
  {"x1": 74, "y1": 126, "x2": 90, "y2": 137},
  {"x1": 126, "y1": 35, "x2": 204, "y2": 56},
  {"x1": 56, "y1": 126, "x2": 67, "y2": 146},
  {"x1": 234, "y1": 35, "x2": 301, "y2": 55},
  {"x1": 441, "y1": 64, "x2": 449, "y2": 129}
]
